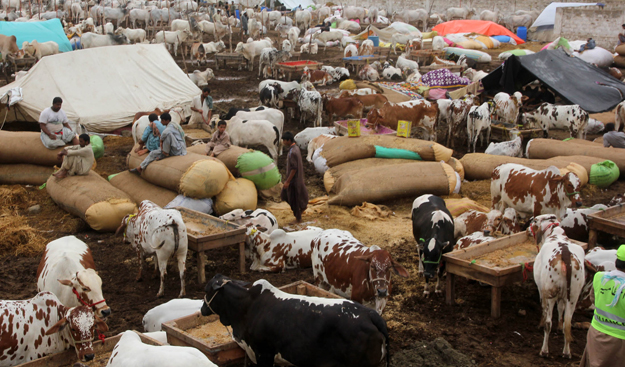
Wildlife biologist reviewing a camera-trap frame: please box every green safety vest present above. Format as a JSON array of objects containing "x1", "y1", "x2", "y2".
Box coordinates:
[{"x1": 592, "y1": 271, "x2": 625, "y2": 340}]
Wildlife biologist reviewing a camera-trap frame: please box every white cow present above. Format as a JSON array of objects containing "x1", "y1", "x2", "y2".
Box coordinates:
[
  {"x1": 115, "y1": 27, "x2": 146, "y2": 43},
  {"x1": 36, "y1": 236, "x2": 111, "y2": 319},
  {"x1": 129, "y1": 8, "x2": 150, "y2": 28},
  {"x1": 107, "y1": 331, "x2": 217, "y2": 367},
  {"x1": 81, "y1": 32, "x2": 129, "y2": 48},
  {"x1": 392, "y1": 9, "x2": 428, "y2": 30},
  {"x1": 258, "y1": 79, "x2": 301, "y2": 99},
  {"x1": 227, "y1": 117, "x2": 280, "y2": 160},
  {"x1": 287, "y1": 27, "x2": 300, "y2": 50},
  {"x1": 342, "y1": 6, "x2": 366, "y2": 22},
  {"x1": 21, "y1": 40, "x2": 59, "y2": 60},
  {"x1": 232, "y1": 108, "x2": 284, "y2": 154},
  {"x1": 188, "y1": 69, "x2": 214, "y2": 86},
  {"x1": 523, "y1": 103, "x2": 589, "y2": 139},
  {"x1": 467, "y1": 102, "x2": 493, "y2": 153},
  {"x1": 446, "y1": 7, "x2": 476, "y2": 21},
  {"x1": 344, "y1": 43, "x2": 358, "y2": 58},
  {"x1": 142, "y1": 299, "x2": 204, "y2": 332},
  {"x1": 154, "y1": 29, "x2": 191, "y2": 56},
  {"x1": 493, "y1": 91, "x2": 523, "y2": 125},
  {"x1": 219, "y1": 209, "x2": 279, "y2": 234},
  {"x1": 295, "y1": 9, "x2": 312, "y2": 31},
  {"x1": 396, "y1": 55, "x2": 419, "y2": 73},
  {"x1": 235, "y1": 39, "x2": 272, "y2": 71},
  {"x1": 485, "y1": 136, "x2": 522, "y2": 157}
]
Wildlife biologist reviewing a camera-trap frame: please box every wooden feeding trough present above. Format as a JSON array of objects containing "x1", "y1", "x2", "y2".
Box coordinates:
[
  {"x1": 176, "y1": 207, "x2": 247, "y2": 283},
  {"x1": 20, "y1": 331, "x2": 162, "y2": 367},
  {"x1": 342, "y1": 55, "x2": 386, "y2": 74},
  {"x1": 3, "y1": 54, "x2": 36, "y2": 83},
  {"x1": 276, "y1": 60, "x2": 323, "y2": 81},
  {"x1": 588, "y1": 204, "x2": 625, "y2": 249},
  {"x1": 444, "y1": 232, "x2": 587, "y2": 318},
  {"x1": 409, "y1": 49, "x2": 444, "y2": 65},
  {"x1": 214, "y1": 52, "x2": 248, "y2": 70},
  {"x1": 163, "y1": 280, "x2": 341, "y2": 366},
  {"x1": 419, "y1": 64, "x2": 463, "y2": 73},
  {"x1": 489, "y1": 120, "x2": 544, "y2": 142},
  {"x1": 334, "y1": 119, "x2": 396, "y2": 136}
]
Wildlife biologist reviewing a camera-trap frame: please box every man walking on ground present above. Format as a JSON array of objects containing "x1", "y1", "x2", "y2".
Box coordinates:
[
  {"x1": 130, "y1": 113, "x2": 187, "y2": 175},
  {"x1": 281, "y1": 131, "x2": 308, "y2": 224}
]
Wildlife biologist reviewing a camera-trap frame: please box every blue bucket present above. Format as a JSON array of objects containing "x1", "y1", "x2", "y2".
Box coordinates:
[
  {"x1": 517, "y1": 26, "x2": 527, "y2": 42},
  {"x1": 368, "y1": 36, "x2": 379, "y2": 47},
  {"x1": 235, "y1": 9, "x2": 240, "y2": 19}
]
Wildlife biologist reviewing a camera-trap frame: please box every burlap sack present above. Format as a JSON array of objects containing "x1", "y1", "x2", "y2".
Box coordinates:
[
  {"x1": 127, "y1": 146, "x2": 233, "y2": 198},
  {"x1": 526, "y1": 139, "x2": 625, "y2": 174},
  {"x1": 321, "y1": 135, "x2": 453, "y2": 168},
  {"x1": 0, "y1": 131, "x2": 65, "y2": 166},
  {"x1": 615, "y1": 55, "x2": 625, "y2": 68},
  {"x1": 323, "y1": 158, "x2": 410, "y2": 193},
  {"x1": 214, "y1": 178, "x2": 258, "y2": 215},
  {"x1": 187, "y1": 144, "x2": 252, "y2": 176},
  {"x1": 616, "y1": 44, "x2": 625, "y2": 57},
  {"x1": 0, "y1": 164, "x2": 53, "y2": 185},
  {"x1": 564, "y1": 138, "x2": 603, "y2": 147},
  {"x1": 559, "y1": 162, "x2": 589, "y2": 187},
  {"x1": 446, "y1": 157, "x2": 465, "y2": 181},
  {"x1": 46, "y1": 171, "x2": 137, "y2": 232},
  {"x1": 109, "y1": 171, "x2": 178, "y2": 207},
  {"x1": 327, "y1": 161, "x2": 456, "y2": 206},
  {"x1": 460, "y1": 153, "x2": 602, "y2": 181}
]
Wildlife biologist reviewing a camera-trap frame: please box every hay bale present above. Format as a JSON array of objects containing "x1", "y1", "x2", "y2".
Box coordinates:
[
  {"x1": 214, "y1": 178, "x2": 258, "y2": 215},
  {"x1": 444, "y1": 198, "x2": 490, "y2": 217},
  {"x1": 46, "y1": 171, "x2": 137, "y2": 232},
  {"x1": 0, "y1": 211, "x2": 47, "y2": 257},
  {"x1": 327, "y1": 161, "x2": 457, "y2": 206},
  {"x1": 0, "y1": 164, "x2": 54, "y2": 185},
  {"x1": 127, "y1": 145, "x2": 233, "y2": 198},
  {"x1": 0, "y1": 131, "x2": 65, "y2": 166},
  {"x1": 109, "y1": 171, "x2": 178, "y2": 207},
  {"x1": 526, "y1": 138, "x2": 625, "y2": 174},
  {"x1": 320, "y1": 135, "x2": 453, "y2": 168}
]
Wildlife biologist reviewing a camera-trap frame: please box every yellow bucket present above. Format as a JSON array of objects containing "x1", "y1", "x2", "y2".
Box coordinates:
[
  {"x1": 347, "y1": 119, "x2": 361, "y2": 137},
  {"x1": 397, "y1": 120, "x2": 412, "y2": 138}
]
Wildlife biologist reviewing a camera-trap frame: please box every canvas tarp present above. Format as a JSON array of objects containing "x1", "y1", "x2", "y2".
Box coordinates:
[
  {"x1": 481, "y1": 49, "x2": 625, "y2": 113},
  {"x1": 0, "y1": 44, "x2": 200, "y2": 132},
  {"x1": 0, "y1": 19, "x2": 72, "y2": 52},
  {"x1": 433, "y1": 20, "x2": 525, "y2": 44},
  {"x1": 531, "y1": 2, "x2": 601, "y2": 29}
]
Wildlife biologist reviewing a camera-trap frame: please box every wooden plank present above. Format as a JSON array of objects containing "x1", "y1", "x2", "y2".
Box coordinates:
[
  {"x1": 491, "y1": 286, "x2": 502, "y2": 318},
  {"x1": 446, "y1": 273, "x2": 456, "y2": 305}
]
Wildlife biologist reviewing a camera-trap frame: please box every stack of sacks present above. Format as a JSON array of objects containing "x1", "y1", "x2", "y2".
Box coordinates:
[
  {"x1": 0, "y1": 131, "x2": 103, "y2": 185},
  {"x1": 109, "y1": 171, "x2": 178, "y2": 207},
  {"x1": 460, "y1": 152, "x2": 601, "y2": 185},
  {"x1": 615, "y1": 44, "x2": 625, "y2": 68},
  {"x1": 573, "y1": 46, "x2": 614, "y2": 68},
  {"x1": 542, "y1": 37, "x2": 573, "y2": 52},
  {"x1": 46, "y1": 171, "x2": 137, "y2": 232},
  {"x1": 526, "y1": 138, "x2": 625, "y2": 175}
]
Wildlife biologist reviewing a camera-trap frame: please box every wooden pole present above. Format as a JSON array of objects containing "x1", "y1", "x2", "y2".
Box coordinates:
[
  {"x1": 229, "y1": 24, "x2": 232, "y2": 52},
  {"x1": 38, "y1": 0, "x2": 40, "y2": 21}
]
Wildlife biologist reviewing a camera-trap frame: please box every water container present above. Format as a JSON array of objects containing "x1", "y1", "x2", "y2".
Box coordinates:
[
  {"x1": 235, "y1": 9, "x2": 240, "y2": 19},
  {"x1": 368, "y1": 36, "x2": 380, "y2": 47},
  {"x1": 516, "y1": 26, "x2": 527, "y2": 42}
]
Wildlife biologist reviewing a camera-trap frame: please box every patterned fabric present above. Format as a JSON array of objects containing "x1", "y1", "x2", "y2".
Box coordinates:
[
  {"x1": 376, "y1": 82, "x2": 425, "y2": 100},
  {"x1": 420, "y1": 69, "x2": 471, "y2": 89}
]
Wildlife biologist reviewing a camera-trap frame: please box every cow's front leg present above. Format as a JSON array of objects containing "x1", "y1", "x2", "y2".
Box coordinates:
[
  {"x1": 135, "y1": 247, "x2": 144, "y2": 282},
  {"x1": 423, "y1": 278, "x2": 430, "y2": 297},
  {"x1": 156, "y1": 254, "x2": 168, "y2": 298}
]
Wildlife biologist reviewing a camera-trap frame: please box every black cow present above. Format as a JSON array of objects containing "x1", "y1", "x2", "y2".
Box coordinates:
[
  {"x1": 411, "y1": 194, "x2": 454, "y2": 297},
  {"x1": 259, "y1": 83, "x2": 283, "y2": 108},
  {"x1": 201, "y1": 275, "x2": 390, "y2": 367}
]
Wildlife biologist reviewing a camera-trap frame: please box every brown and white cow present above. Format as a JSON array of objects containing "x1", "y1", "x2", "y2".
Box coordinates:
[
  {"x1": 576, "y1": 247, "x2": 617, "y2": 312},
  {"x1": 501, "y1": 208, "x2": 521, "y2": 234},
  {"x1": 116, "y1": 200, "x2": 188, "y2": 298},
  {"x1": 311, "y1": 229, "x2": 409, "y2": 314},
  {"x1": 454, "y1": 231, "x2": 496, "y2": 251},
  {"x1": 446, "y1": 95, "x2": 476, "y2": 148},
  {"x1": 493, "y1": 91, "x2": 523, "y2": 125},
  {"x1": 323, "y1": 96, "x2": 364, "y2": 122},
  {"x1": 453, "y1": 209, "x2": 502, "y2": 239},
  {"x1": 366, "y1": 100, "x2": 439, "y2": 140},
  {"x1": 302, "y1": 68, "x2": 333, "y2": 86},
  {"x1": 560, "y1": 204, "x2": 608, "y2": 242},
  {"x1": 0, "y1": 292, "x2": 108, "y2": 364},
  {"x1": 338, "y1": 91, "x2": 388, "y2": 111},
  {"x1": 523, "y1": 103, "x2": 589, "y2": 139},
  {"x1": 37, "y1": 236, "x2": 111, "y2": 319},
  {"x1": 614, "y1": 100, "x2": 625, "y2": 131},
  {"x1": 246, "y1": 225, "x2": 323, "y2": 272},
  {"x1": 491, "y1": 164, "x2": 582, "y2": 221},
  {"x1": 527, "y1": 215, "x2": 585, "y2": 359}
]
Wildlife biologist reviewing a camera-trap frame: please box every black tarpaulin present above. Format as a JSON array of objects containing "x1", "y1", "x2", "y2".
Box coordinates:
[{"x1": 482, "y1": 49, "x2": 625, "y2": 113}]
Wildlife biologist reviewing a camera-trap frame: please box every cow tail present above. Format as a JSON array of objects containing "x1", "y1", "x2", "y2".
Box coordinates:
[
  {"x1": 273, "y1": 125, "x2": 280, "y2": 147},
  {"x1": 172, "y1": 222, "x2": 180, "y2": 253}
]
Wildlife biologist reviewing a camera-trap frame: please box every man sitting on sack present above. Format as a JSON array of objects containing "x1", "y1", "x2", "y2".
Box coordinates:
[
  {"x1": 135, "y1": 113, "x2": 165, "y2": 156},
  {"x1": 53, "y1": 134, "x2": 95, "y2": 179},
  {"x1": 39, "y1": 97, "x2": 79, "y2": 149},
  {"x1": 130, "y1": 113, "x2": 186, "y2": 175}
]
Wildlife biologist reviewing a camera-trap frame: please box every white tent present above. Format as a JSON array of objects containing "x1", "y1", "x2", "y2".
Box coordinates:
[
  {"x1": 0, "y1": 44, "x2": 200, "y2": 133},
  {"x1": 531, "y1": 2, "x2": 601, "y2": 29}
]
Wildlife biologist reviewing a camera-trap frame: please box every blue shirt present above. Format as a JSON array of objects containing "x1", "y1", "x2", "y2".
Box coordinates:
[{"x1": 142, "y1": 121, "x2": 165, "y2": 151}]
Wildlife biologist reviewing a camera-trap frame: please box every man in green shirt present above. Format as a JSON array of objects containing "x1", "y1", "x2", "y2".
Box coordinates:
[{"x1": 580, "y1": 245, "x2": 625, "y2": 367}]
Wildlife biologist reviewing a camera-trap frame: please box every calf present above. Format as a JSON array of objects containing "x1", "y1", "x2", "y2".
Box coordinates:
[
  {"x1": 358, "y1": 63, "x2": 379, "y2": 81},
  {"x1": 107, "y1": 331, "x2": 215, "y2": 366},
  {"x1": 485, "y1": 136, "x2": 522, "y2": 157},
  {"x1": 453, "y1": 209, "x2": 502, "y2": 239},
  {"x1": 294, "y1": 126, "x2": 336, "y2": 152},
  {"x1": 381, "y1": 62, "x2": 402, "y2": 80},
  {"x1": 36, "y1": 236, "x2": 111, "y2": 319},
  {"x1": 302, "y1": 68, "x2": 333, "y2": 86},
  {"x1": 188, "y1": 69, "x2": 214, "y2": 86},
  {"x1": 296, "y1": 88, "x2": 323, "y2": 127},
  {"x1": 246, "y1": 225, "x2": 323, "y2": 272},
  {"x1": 142, "y1": 299, "x2": 204, "y2": 332},
  {"x1": 344, "y1": 43, "x2": 358, "y2": 57},
  {"x1": 609, "y1": 193, "x2": 625, "y2": 206},
  {"x1": 259, "y1": 83, "x2": 283, "y2": 108},
  {"x1": 201, "y1": 275, "x2": 390, "y2": 367},
  {"x1": 286, "y1": 27, "x2": 300, "y2": 50},
  {"x1": 359, "y1": 39, "x2": 374, "y2": 56},
  {"x1": 560, "y1": 204, "x2": 608, "y2": 242},
  {"x1": 396, "y1": 55, "x2": 419, "y2": 73},
  {"x1": 614, "y1": 100, "x2": 625, "y2": 131},
  {"x1": 22, "y1": 40, "x2": 59, "y2": 60},
  {"x1": 312, "y1": 229, "x2": 408, "y2": 314},
  {"x1": 115, "y1": 27, "x2": 146, "y2": 44},
  {"x1": 299, "y1": 42, "x2": 318, "y2": 54},
  {"x1": 116, "y1": 200, "x2": 188, "y2": 298},
  {"x1": 501, "y1": 207, "x2": 521, "y2": 234},
  {"x1": 446, "y1": 96, "x2": 475, "y2": 148},
  {"x1": 523, "y1": 103, "x2": 589, "y2": 139},
  {"x1": 258, "y1": 47, "x2": 291, "y2": 78},
  {"x1": 527, "y1": 215, "x2": 585, "y2": 358},
  {"x1": 227, "y1": 118, "x2": 281, "y2": 160},
  {"x1": 306, "y1": 133, "x2": 338, "y2": 162},
  {"x1": 0, "y1": 292, "x2": 108, "y2": 364},
  {"x1": 454, "y1": 231, "x2": 496, "y2": 251},
  {"x1": 367, "y1": 100, "x2": 439, "y2": 140},
  {"x1": 312, "y1": 30, "x2": 343, "y2": 51},
  {"x1": 331, "y1": 66, "x2": 350, "y2": 82},
  {"x1": 219, "y1": 209, "x2": 279, "y2": 234},
  {"x1": 411, "y1": 194, "x2": 454, "y2": 296},
  {"x1": 491, "y1": 164, "x2": 583, "y2": 220},
  {"x1": 493, "y1": 91, "x2": 523, "y2": 125},
  {"x1": 258, "y1": 79, "x2": 301, "y2": 99},
  {"x1": 467, "y1": 102, "x2": 493, "y2": 153},
  {"x1": 577, "y1": 247, "x2": 617, "y2": 312},
  {"x1": 323, "y1": 96, "x2": 364, "y2": 122}
]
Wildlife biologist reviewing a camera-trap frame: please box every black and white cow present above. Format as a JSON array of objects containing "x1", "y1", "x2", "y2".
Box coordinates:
[
  {"x1": 258, "y1": 48, "x2": 291, "y2": 79},
  {"x1": 259, "y1": 83, "x2": 284, "y2": 108},
  {"x1": 224, "y1": 106, "x2": 265, "y2": 120},
  {"x1": 201, "y1": 275, "x2": 389, "y2": 367},
  {"x1": 411, "y1": 194, "x2": 454, "y2": 296}
]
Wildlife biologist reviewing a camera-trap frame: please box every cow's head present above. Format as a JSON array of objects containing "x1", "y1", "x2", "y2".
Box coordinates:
[
  {"x1": 355, "y1": 249, "x2": 408, "y2": 314},
  {"x1": 501, "y1": 208, "x2": 521, "y2": 235},
  {"x1": 201, "y1": 274, "x2": 250, "y2": 325},
  {"x1": 366, "y1": 108, "x2": 382, "y2": 128},
  {"x1": 271, "y1": 82, "x2": 284, "y2": 95},
  {"x1": 115, "y1": 213, "x2": 135, "y2": 240},
  {"x1": 526, "y1": 214, "x2": 560, "y2": 245},
  {"x1": 58, "y1": 269, "x2": 111, "y2": 318},
  {"x1": 419, "y1": 238, "x2": 452, "y2": 279},
  {"x1": 483, "y1": 210, "x2": 503, "y2": 234},
  {"x1": 219, "y1": 208, "x2": 252, "y2": 222},
  {"x1": 46, "y1": 306, "x2": 108, "y2": 362},
  {"x1": 559, "y1": 172, "x2": 583, "y2": 208}
]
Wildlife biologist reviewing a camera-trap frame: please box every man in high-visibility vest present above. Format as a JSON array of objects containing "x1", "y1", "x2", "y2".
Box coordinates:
[{"x1": 580, "y1": 244, "x2": 625, "y2": 367}]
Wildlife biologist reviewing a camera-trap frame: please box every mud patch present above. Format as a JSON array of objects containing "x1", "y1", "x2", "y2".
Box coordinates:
[{"x1": 392, "y1": 338, "x2": 476, "y2": 367}]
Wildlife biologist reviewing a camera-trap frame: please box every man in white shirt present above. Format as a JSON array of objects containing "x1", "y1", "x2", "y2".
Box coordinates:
[
  {"x1": 188, "y1": 87, "x2": 213, "y2": 128},
  {"x1": 39, "y1": 97, "x2": 79, "y2": 149}
]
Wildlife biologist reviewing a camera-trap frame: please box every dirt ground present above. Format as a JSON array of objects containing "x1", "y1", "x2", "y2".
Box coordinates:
[{"x1": 1, "y1": 30, "x2": 624, "y2": 367}]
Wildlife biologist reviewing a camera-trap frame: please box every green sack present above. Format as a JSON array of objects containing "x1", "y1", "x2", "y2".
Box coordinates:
[
  {"x1": 236, "y1": 151, "x2": 281, "y2": 190},
  {"x1": 374, "y1": 146, "x2": 422, "y2": 160},
  {"x1": 90, "y1": 135, "x2": 104, "y2": 159},
  {"x1": 331, "y1": 21, "x2": 337, "y2": 28},
  {"x1": 589, "y1": 160, "x2": 619, "y2": 188},
  {"x1": 108, "y1": 173, "x2": 120, "y2": 181}
]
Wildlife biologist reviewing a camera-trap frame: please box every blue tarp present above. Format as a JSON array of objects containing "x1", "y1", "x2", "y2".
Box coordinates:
[{"x1": 0, "y1": 19, "x2": 72, "y2": 52}]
